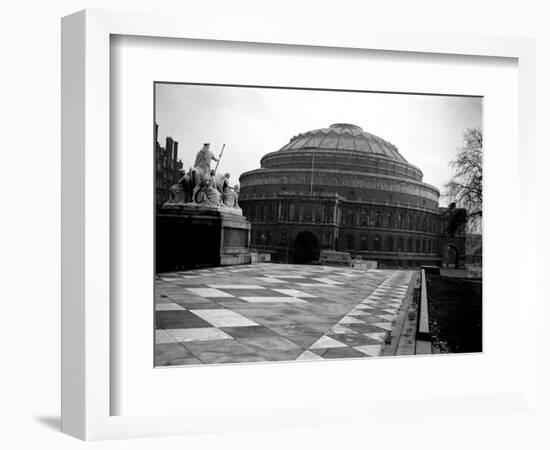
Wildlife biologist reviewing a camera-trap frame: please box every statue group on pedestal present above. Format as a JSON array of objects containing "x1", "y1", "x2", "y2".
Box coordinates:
[{"x1": 166, "y1": 143, "x2": 240, "y2": 209}]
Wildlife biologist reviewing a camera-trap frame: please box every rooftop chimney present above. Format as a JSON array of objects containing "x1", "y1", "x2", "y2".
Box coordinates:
[
  {"x1": 173, "y1": 141, "x2": 179, "y2": 169},
  {"x1": 165, "y1": 137, "x2": 173, "y2": 165}
]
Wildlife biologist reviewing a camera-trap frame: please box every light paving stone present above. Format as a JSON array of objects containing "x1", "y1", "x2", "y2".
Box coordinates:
[
  {"x1": 155, "y1": 329, "x2": 178, "y2": 344},
  {"x1": 339, "y1": 316, "x2": 365, "y2": 324},
  {"x1": 297, "y1": 350, "x2": 324, "y2": 360},
  {"x1": 355, "y1": 344, "x2": 382, "y2": 357},
  {"x1": 155, "y1": 303, "x2": 185, "y2": 311},
  {"x1": 190, "y1": 309, "x2": 259, "y2": 327},
  {"x1": 272, "y1": 275, "x2": 306, "y2": 279},
  {"x1": 330, "y1": 324, "x2": 356, "y2": 334},
  {"x1": 208, "y1": 284, "x2": 266, "y2": 289},
  {"x1": 312, "y1": 277, "x2": 343, "y2": 285},
  {"x1": 256, "y1": 277, "x2": 286, "y2": 283},
  {"x1": 296, "y1": 283, "x2": 339, "y2": 288},
  {"x1": 364, "y1": 332, "x2": 387, "y2": 342},
  {"x1": 310, "y1": 336, "x2": 348, "y2": 349},
  {"x1": 240, "y1": 296, "x2": 308, "y2": 303},
  {"x1": 185, "y1": 288, "x2": 235, "y2": 298},
  {"x1": 272, "y1": 288, "x2": 317, "y2": 298},
  {"x1": 167, "y1": 327, "x2": 233, "y2": 342}
]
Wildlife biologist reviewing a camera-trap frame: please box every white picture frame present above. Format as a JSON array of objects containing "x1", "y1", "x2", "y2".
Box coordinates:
[{"x1": 61, "y1": 9, "x2": 537, "y2": 441}]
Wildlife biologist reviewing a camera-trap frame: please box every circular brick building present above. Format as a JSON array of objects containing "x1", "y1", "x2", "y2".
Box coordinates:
[{"x1": 239, "y1": 123, "x2": 465, "y2": 267}]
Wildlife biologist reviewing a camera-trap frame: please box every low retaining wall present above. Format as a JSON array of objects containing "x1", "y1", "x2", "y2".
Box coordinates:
[{"x1": 416, "y1": 268, "x2": 433, "y2": 354}]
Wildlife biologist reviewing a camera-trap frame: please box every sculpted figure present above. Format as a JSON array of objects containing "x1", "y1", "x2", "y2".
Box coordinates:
[
  {"x1": 191, "y1": 143, "x2": 218, "y2": 202},
  {"x1": 230, "y1": 183, "x2": 240, "y2": 208},
  {"x1": 195, "y1": 179, "x2": 221, "y2": 206},
  {"x1": 212, "y1": 172, "x2": 239, "y2": 208},
  {"x1": 168, "y1": 167, "x2": 193, "y2": 204}
]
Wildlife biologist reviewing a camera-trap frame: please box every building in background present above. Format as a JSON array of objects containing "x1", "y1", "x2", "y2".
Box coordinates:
[
  {"x1": 239, "y1": 123, "x2": 466, "y2": 268},
  {"x1": 155, "y1": 123, "x2": 183, "y2": 208}
]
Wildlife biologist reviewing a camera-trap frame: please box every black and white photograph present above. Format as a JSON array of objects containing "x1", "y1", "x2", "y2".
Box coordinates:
[{"x1": 154, "y1": 82, "x2": 483, "y2": 366}]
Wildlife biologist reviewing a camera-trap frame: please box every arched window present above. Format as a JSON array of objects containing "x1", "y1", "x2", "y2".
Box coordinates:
[
  {"x1": 387, "y1": 236, "x2": 394, "y2": 252},
  {"x1": 374, "y1": 235, "x2": 381, "y2": 251},
  {"x1": 315, "y1": 204, "x2": 322, "y2": 222},
  {"x1": 346, "y1": 234, "x2": 355, "y2": 250},
  {"x1": 258, "y1": 205, "x2": 264, "y2": 221},
  {"x1": 323, "y1": 232, "x2": 331, "y2": 248},
  {"x1": 281, "y1": 202, "x2": 289, "y2": 221},
  {"x1": 292, "y1": 204, "x2": 299, "y2": 221},
  {"x1": 360, "y1": 235, "x2": 368, "y2": 251},
  {"x1": 416, "y1": 238, "x2": 421, "y2": 252},
  {"x1": 375, "y1": 212, "x2": 381, "y2": 227},
  {"x1": 249, "y1": 206, "x2": 255, "y2": 220},
  {"x1": 360, "y1": 210, "x2": 368, "y2": 226},
  {"x1": 324, "y1": 204, "x2": 332, "y2": 223},
  {"x1": 398, "y1": 237, "x2": 404, "y2": 252},
  {"x1": 388, "y1": 213, "x2": 394, "y2": 228},
  {"x1": 408, "y1": 237, "x2": 413, "y2": 252}
]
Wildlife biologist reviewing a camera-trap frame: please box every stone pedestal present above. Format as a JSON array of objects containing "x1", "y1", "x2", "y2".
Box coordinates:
[{"x1": 156, "y1": 204, "x2": 252, "y2": 272}]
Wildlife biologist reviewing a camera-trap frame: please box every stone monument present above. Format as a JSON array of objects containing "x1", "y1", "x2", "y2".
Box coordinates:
[{"x1": 156, "y1": 143, "x2": 252, "y2": 272}]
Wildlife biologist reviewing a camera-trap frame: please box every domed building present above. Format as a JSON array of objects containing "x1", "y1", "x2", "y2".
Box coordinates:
[{"x1": 238, "y1": 123, "x2": 466, "y2": 267}]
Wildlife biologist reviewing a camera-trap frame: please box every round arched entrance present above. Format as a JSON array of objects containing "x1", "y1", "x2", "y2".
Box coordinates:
[
  {"x1": 294, "y1": 231, "x2": 319, "y2": 264},
  {"x1": 443, "y1": 244, "x2": 460, "y2": 268}
]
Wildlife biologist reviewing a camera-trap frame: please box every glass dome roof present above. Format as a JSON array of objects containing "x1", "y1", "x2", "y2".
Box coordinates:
[{"x1": 278, "y1": 123, "x2": 407, "y2": 163}]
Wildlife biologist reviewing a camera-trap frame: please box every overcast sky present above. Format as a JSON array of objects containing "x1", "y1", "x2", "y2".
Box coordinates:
[{"x1": 155, "y1": 83, "x2": 482, "y2": 200}]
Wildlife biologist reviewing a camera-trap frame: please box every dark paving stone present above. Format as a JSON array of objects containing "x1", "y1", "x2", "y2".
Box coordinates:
[
  {"x1": 220, "y1": 325, "x2": 280, "y2": 339},
  {"x1": 155, "y1": 342, "x2": 202, "y2": 366},
  {"x1": 175, "y1": 302, "x2": 220, "y2": 310},
  {"x1": 182, "y1": 339, "x2": 267, "y2": 364},
  {"x1": 155, "y1": 310, "x2": 212, "y2": 329},
  {"x1": 214, "y1": 299, "x2": 257, "y2": 308},
  {"x1": 222, "y1": 289, "x2": 280, "y2": 297},
  {"x1": 327, "y1": 332, "x2": 382, "y2": 347},
  {"x1": 267, "y1": 323, "x2": 327, "y2": 348},
  {"x1": 169, "y1": 293, "x2": 213, "y2": 302},
  {"x1": 238, "y1": 336, "x2": 304, "y2": 354},
  {"x1": 345, "y1": 322, "x2": 393, "y2": 333},
  {"x1": 350, "y1": 315, "x2": 389, "y2": 325},
  {"x1": 252, "y1": 348, "x2": 304, "y2": 362},
  {"x1": 291, "y1": 315, "x2": 334, "y2": 325},
  {"x1": 314, "y1": 347, "x2": 367, "y2": 359},
  {"x1": 251, "y1": 315, "x2": 302, "y2": 327}
]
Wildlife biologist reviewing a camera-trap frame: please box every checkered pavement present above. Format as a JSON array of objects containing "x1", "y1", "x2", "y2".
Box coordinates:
[{"x1": 155, "y1": 264, "x2": 414, "y2": 366}]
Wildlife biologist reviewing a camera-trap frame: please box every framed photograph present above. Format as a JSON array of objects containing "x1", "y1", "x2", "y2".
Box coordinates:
[{"x1": 61, "y1": 9, "x2": 537, "y2": 440}]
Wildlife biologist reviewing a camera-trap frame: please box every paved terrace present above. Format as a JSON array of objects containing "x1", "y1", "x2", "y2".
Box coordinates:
[{"x1": 155, "y1": 263, "x2": 415, "y2": 366}]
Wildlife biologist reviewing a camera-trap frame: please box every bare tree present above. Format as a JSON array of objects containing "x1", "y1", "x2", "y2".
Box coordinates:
[{"x1": 445, "y1": 127, "x2": 482, "y2": 217}]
